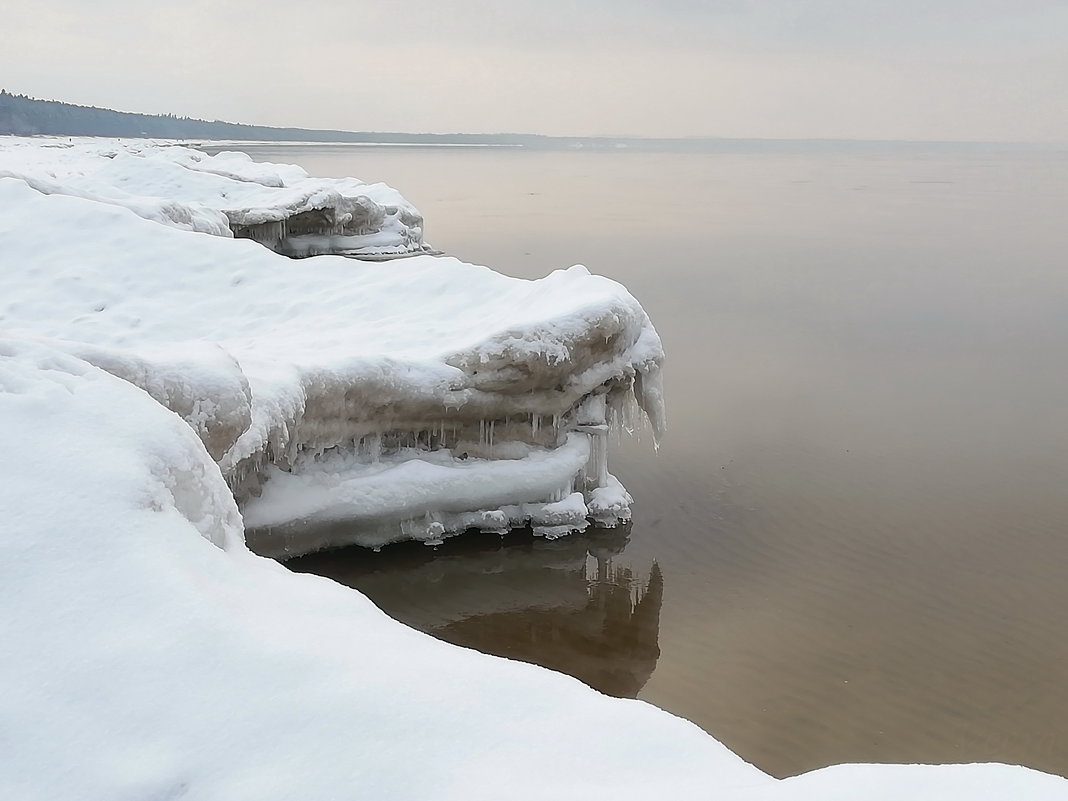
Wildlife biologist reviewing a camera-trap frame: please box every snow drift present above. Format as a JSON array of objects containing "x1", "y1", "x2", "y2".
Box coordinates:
[{"x1": 0, "y1": 136, "x2": 430, "y2": 257}]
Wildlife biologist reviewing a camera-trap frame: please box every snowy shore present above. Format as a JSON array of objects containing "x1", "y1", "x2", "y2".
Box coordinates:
[
  {"x1": 1, "y1": 137, "x2": 1065, "y2": 799},
  {"x1": 0, "y1": 137, "x2": 430, "y2": 257},
  {"x1": 0, "y1": 139, "x2": 665, "y2": 554}
]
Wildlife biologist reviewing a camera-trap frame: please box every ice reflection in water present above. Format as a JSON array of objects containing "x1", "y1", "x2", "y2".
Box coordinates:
[{"x1": 288, "y1": 526, "x2": 663, "y2": 698}]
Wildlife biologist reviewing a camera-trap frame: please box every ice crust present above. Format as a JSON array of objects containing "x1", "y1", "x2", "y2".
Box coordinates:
[
  {"x1": 0, "y1": 136, "x2": 430, "y2": 257},
  {"x1": 0, "y1": 140, "x2": 666, "y2": 554}
]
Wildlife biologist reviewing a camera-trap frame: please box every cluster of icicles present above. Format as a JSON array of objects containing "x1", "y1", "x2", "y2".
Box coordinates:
[
  {"x1": 227, "y1": 375, "x2": 660, "y2": 555},
  {"x1": 229, "y1": 200, "x2": 425, "y2": 259}
]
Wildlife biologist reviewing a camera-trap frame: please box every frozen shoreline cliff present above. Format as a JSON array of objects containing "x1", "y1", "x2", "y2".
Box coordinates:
[
  {"x1": 1, "y1": 137, "x2": 1065, "y2": 800},
  {"x1": 0, "y1": 139, "x2": 664, "y2": 555}
]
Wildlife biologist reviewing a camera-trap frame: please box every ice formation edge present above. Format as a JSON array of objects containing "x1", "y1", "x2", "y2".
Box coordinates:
[
  {"x1": 237, "y1": 357, "x2": 666, "y2": 558},
  {"x1": 0, "y1": 138, "x2": 667, "y2": 558}
]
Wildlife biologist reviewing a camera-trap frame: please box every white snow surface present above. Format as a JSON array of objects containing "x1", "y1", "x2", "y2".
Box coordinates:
[
  {"x1": 241, "y1": 434, "x2": 595, "y2": 555},
  {"x1": 1, "y1": 138, "x2": 1065, "y2": 799},
  {"x1": 0, "y1": 142, "x2": 666, "y2": 550},
  {"x1": 2, "y1": 331, "x2": 1065, "y2": 801},
  {"x1": 0, "y1": 136, "x2": 429, "y2": 256}
]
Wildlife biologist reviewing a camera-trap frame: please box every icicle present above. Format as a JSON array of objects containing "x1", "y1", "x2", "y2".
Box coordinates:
[
  {"x1": 595, "y1": 428, "x2": 609, "y2": 487},
  {"x1": 634, "y1": 364, "x2": 667, "y2": 446}
]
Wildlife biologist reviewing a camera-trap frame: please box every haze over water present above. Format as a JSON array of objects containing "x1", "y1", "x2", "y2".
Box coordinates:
[{"x1": 231, "y1": 142, "x2": 1068, "y2": 778}]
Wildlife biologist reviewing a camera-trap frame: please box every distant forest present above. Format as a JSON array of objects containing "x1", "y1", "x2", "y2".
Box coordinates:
[
  {"x1": 0, "y1": 90, "x2": 1009, "y2": 153},
  {"x1": 0, "y1": 90, "x2": 549, "y2": 146}
]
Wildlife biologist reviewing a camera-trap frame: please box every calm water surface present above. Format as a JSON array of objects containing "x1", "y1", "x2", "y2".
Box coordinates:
[{"x1": 227, "y1": 143, "x2": 1068, "y2": 778}]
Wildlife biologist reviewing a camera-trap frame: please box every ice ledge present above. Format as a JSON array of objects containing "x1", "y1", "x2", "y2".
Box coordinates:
[
  {"x1": 0, "y1": 140, "x2": 666, "y2": 557},
  {"x1": 232, "y1": 357, "x2": 661, "y2": 557},
  {"x1": 243, "y1": 432, "x2": 637, "y2": 557},
  {"x1": 0, "y1": 137, "x2": 431, "y2": 259}
]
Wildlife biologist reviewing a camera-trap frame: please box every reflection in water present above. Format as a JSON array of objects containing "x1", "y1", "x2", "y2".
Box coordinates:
[{"x1": 289, "y1": 526, "x2": 663, "y2": 698}]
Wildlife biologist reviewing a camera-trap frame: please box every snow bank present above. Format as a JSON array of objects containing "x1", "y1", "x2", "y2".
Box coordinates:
[
  {"x1": 2, "y1": 341, "x2": 1064, "y2": 801},
  {"x1": 0, "y1": 136, "x2": 429, "y2": 257},
  {"x1": 1, "y1": 138, "x2": 1064, "y2": 798},
  {"x1": 0, "y1": 140, "x2": 664, "y2": 553},
  {"x1": 0, "y1": 338, "x2": 755, "y2": 801}
]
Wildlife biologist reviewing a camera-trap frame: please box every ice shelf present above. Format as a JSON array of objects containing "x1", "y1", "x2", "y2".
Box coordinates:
[{"x1": 0, "y1": 138, "x2": 664, "y2": 556}]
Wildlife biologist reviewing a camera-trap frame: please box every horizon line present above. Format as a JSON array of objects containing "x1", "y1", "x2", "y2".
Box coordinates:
[{"x1": 4, "y1": 90, "x2": 1065, "y2": 148}]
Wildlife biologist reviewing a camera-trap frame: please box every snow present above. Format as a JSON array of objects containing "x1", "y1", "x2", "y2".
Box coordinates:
[
  {"x1": 0, "y1": 142, "x2": 665, "y2": 551},
  {"x1": 242, "y1": 434, "x2": 593, "y2": 555},
  {"x1": 0, "y1": 338, "x2": 761, "y2": 801},
  {"x1": 2, "y1": 335, "x2": 1065, "y2": 801},
  {"x1": 0, "y1": 136, "x2": 429, "y2": 256},
  {"x1": 1, "y1": 137, "x2": 1065, "y2": 799}
]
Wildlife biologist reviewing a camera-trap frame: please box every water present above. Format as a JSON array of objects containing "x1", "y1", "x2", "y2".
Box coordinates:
[{"x1": 226, "y1": 142, "x2": 1068, "y2": 778}]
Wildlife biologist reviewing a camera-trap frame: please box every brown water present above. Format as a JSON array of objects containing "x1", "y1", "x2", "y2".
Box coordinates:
[{"x1": 227, "y1": 143, "x2": 1068, "y2": 778}]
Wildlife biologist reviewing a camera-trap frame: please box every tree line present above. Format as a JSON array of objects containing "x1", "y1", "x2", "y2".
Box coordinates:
[{"x1": 0, "y1": 90, "x2": 546, "y2": 145}]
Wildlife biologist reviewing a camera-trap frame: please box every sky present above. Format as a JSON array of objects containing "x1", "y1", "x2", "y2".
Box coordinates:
[{"x1": 3, "y1": 0, "x2": 1067, "y2": 142}]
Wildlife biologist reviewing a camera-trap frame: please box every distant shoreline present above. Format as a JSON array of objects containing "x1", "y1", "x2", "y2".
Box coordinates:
[{"x1": 3, "y1": 91, "x2": 1063, "y2": 152}]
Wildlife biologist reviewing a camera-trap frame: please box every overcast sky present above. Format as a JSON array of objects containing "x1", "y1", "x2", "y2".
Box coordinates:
[{"x1": 4, "y1": 1, "x2": 1067, "y2": 141}]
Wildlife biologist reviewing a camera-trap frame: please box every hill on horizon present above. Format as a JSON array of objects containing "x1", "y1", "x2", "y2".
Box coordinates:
[
  {"x1": 0, "y1": 90, "x2": 549, "y2": 146},
  {"x1": 0, "y1": 90, "x2": 1032, "y2": 153}
]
